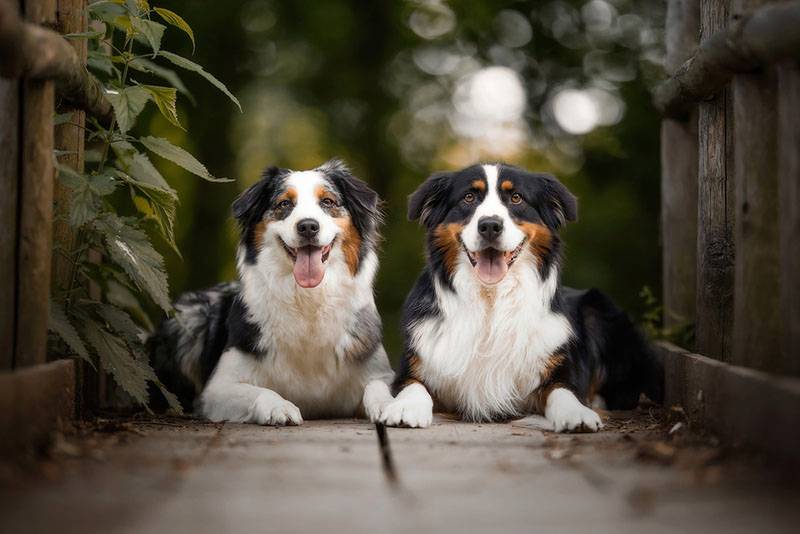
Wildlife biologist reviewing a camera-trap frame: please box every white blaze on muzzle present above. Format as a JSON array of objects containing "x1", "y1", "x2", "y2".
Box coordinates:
[
  {"x1": 266, "y1": 171, "x2": 342, "y2": 288},
  {"x1": 460, "y1": 165, "x2": 526, "y2": 285}
]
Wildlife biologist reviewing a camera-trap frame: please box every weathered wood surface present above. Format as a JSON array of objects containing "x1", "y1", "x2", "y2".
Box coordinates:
[
  {"x1": 14, "y1": 0, "x2": 55, "y2": 368},
  {"x1": 658, "y1": 341, "x2": 800, "y2": 467},
  {"x1": 696, "y1": 0, "x2": 735, "y2": 362},
  {"x1": 0, "y1": 359, "x2": 75, "y2": 457},
  {"x1": 51, "y1": 0, "x2": 86, "y2": 300},
  {"x1": 0, "y1": 75, "x2": 20, "y2": 370},
  {"x1": 731, "y1": 0, "x2": 781, "y2": 373},
  {"x1": 661, "y1": 0, "x2": 699, "y2": 330},
  {"x1": 1, "y1": 418, "x2": 799, "y2": 532},
  {"x1": 654, "y1": 0, "x2": 800, "y2": 118},
  {"x1": 778, "y1": 60, "x2": 800, "y2": 376},
  {"x1": 0, "y1": 0, "x2": 111, "y2": 122}
]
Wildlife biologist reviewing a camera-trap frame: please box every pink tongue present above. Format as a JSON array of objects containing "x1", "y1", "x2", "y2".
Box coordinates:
[
  {"x1": 293, "y1": 246, "x2": 325, "y2": 288},
  {"x1": 475, "y1": 249, "x2": 508, "y2": 285}
]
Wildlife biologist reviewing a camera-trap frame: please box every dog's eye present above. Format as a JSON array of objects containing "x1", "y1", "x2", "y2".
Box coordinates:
[
  {"x1": 463, "y1": 192, "x2": 476, "y2": 204},
  {"x1": 510, "y1": 193, "x2": 523, "y2": 205},
  {"x1": 277, "y1": 199, "x2": 293, "y2": 209},
  {"x1": 320, "y1": 198, "x2": 335, "y2": 208}
]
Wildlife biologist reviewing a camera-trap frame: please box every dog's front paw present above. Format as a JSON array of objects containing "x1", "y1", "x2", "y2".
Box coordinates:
[
  {"x1": 252, "y1": 392, "x2": 303, "y2": 426},
  {"x1": 379, "y1": 393, "x2": 433, "y2": 428},
  {"x1": 363, "y1": 380, "x2": 394, "y2": 423},
  {"x1": 545, "y1": 388, "x2": 603, "y2": 433}
]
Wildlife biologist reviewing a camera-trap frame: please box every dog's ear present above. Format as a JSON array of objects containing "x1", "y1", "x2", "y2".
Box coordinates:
[
  {"x1": 408, "y1": 172, "x2": 452, "y2": 228},
  {"x1": 542, "y1": 174, "x2": 578, "y2": 228},
  {"x1": 232, "y1": 166, "x2": 284, "y2": 228},
  {"x1": 324, "y1": 159, "x2": 382, "y2": 242}
]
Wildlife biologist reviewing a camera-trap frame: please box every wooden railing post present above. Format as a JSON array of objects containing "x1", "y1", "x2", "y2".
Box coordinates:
[
  {"x1": 0, "y1": 56, "x2": 20, "y2": 371},
  {"x1": 15, "y1": 0, "x2": 56, "y2": 368},
  {"x1": 696, "y1": 0, "x2": 735, "y2": 362},
  {"x1": 661, "y1": 0, "x2": 699, "y2": 332},
  {"x1": 778, "y1": 60, "x2": 800, "y2": 376},
  {"x1": 731, "y1": 0, "x2": 781, "y2": 372},
  {"x1": 52, "y1": 0, "x2": 86, "y2": 299}
]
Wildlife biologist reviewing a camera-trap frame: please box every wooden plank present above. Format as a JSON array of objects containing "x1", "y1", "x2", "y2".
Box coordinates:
[
  {"x1": 51, "y1": 0, "x2": 86, "y2": 299},
  {"x1": 661, "y1": 0, "x2": 699, "y2": 329},
  {"x1": 778, "y1": 60, "x2": 800, "y2": 376},
  {"x1": 658, "y1": 341, "x2": 800, "y2": 470},
  {"x1": 696, "y1": 0, "x2": 735, "y2": 361},
  {"x1": 0, "y1": 77, "x2": 20, "y2": 370},
  {"x1": 0, "y1": 359, "x2": 75, "y2": 457},
  {"x1": 15, "y1": 0, "x2": 56, "y2": 368},
  {"x1": 731, "y1": 0, "x2": 780, "y2": 372}
]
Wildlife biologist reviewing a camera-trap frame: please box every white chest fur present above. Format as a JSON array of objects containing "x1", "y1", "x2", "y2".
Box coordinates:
[
  {"x1": 410, "y1": 256, "x2": 573, "y2": 421},
  {"x1": 237, "y1": 247, "x2": 383, "y2": 417}
]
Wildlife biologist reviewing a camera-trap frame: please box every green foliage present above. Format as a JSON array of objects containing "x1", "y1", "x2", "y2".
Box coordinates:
[
  {"x1": 639, "y1": 287, "x2": 695, "y2": 349},
  {"x1": 48, "y1": 1, "x2": 239, "y2": 412}
]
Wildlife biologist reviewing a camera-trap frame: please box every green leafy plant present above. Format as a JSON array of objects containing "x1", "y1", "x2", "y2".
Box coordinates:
[
  {"x1": 48, "y1": 0, "x2": 240, "y2": 412},
  {"x1": 639, "y1": 286, "x2": 695, "y2": 349}
]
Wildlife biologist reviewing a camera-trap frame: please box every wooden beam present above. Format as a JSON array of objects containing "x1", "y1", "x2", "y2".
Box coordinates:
[
  {"x1": 0, "y1": 359, "x2": 75, "y2": 457},
  {"x1": 15, "y1": 0, "x2": 55, "y2": 368},
  {"x1": 0, "y1": 76, "x2": 19, "y2": 370},
  {"x1": 0, "y1": 0, "x2": 112, "y2": 122},
  {"x1": 778, "y1": 59, "x2": 800, "y2": 376},
  {"x1": 657, "y1": 342, "x2": 800, "y2": 470},
  {"x1": 51, "y1": 0, "x2": 86, "y2": 299},
  {"x1": 731, "y1": 0, "x2": 781, "y2": 373},
  {"x1": 661, "y1": 0, "x2": 699, "y2": 330},
  {"x1": 654, "y1": 0, "x2": 800, "y2": 118},
  {"x1": 696, "y1": 0, "x2": 735, "y2": 362}
]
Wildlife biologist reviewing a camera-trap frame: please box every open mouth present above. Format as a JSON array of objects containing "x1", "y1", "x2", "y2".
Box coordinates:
[
  {"x1": 280, "y1": 238, "x2": 334, "y2": 288},
  {"x1": 462, "y1": 240, "x2": 525, "y2": 285}
]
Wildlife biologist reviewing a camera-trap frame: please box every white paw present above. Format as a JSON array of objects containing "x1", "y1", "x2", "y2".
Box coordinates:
[
  {"x1": 545, "y1": 388, "x2": 603, "y2": 433},
  {"x1": 363, "y1": 380, "x2": 394, "y2": 423},
  {"x1": 379, "y1": 397, "x2": 433, "y2": 428},
  {"x1": 252, "y1": 393, "x2": 303, "y2": 426}
]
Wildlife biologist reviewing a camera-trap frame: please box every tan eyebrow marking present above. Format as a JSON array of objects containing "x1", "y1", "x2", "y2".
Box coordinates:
[
  {"x1": 471, "y1": 180, "x2": 486, "y2": 191},
  {"x1": 314, "y1": 184, "x2": 338, "y2": 203},
  {"x1": 275, "y1": 187, "x2": 297, "y2": 204},
  {"x1": 501, "y1": 180, "x2": 514, "y2": 191}
]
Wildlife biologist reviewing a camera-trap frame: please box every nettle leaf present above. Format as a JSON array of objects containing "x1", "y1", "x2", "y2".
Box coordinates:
[
  {"x1": 83, "y1": 316, "x2": 181, "y2": 413},
  {"x1": 129, "y1": 151, "x2": 171, "y2": 190},
  {"x1": 49, "y1": 301, "x2": 95, "y2": 368},
  {"x1": 128, "y1": 58, "x2": 194, "y2": 102},
  {"x1": 131, "y1": 17, "x2": 166, "y2": 56},
  {"x1": 106, "y1": 85, "x2": 151, "y2": 134},
  {"x1": 153, "y1": 7, "x2": 195, "y2": 52},
  {"x1": 96, "y1": 303, "x2": 144, "y2": 348},
  {"x1": 111, "y1": 141, "x2": 171, "y2": 190},
  {"x1": 141, "y1": 85, "x2": 183, "y2": 130},
  {"x1": 88, "y1": 50, "x2": 114, "y2": 75},
  {"x1": 94, "y1": 214, "x2": 172, "y2": 312},
  {"x1": 84, "y1": 320, "x2": 152, "y2": 407},
  {"x1": 89, "y1": 174, "x2": 118, "y2": 196},
  {"x1": 158, "y1": 51, "x2": 242, "y2": 111},
  {"x1": 63, "y1": 30, "x2": 104, "y2": 41},
  {"x1": 139, "y1": 135, "x2": 232, "y2": 182},
  {"x1": 114, "y1": 168, "x2": 179, "y2": 252}
]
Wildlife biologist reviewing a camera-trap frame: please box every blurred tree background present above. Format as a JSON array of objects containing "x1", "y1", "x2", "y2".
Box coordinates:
[{"x1": 142, "y1": 0, "x2": 666, "y2": 361}]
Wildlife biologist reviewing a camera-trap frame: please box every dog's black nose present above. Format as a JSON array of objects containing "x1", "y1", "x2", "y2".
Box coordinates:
[
  {"x1": 296, "y1": 218, "x2": 320, "y2": 238},
  {"x1": 477, "y1": 216, "x2": 504, "y2": 241}
]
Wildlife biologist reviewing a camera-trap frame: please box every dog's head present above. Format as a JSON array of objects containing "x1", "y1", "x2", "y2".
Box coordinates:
[
  {"x1": 409, "y1": 163, "x2": 577, "y2": 286},
  {"x1": 233, "y1": 159, "x2": 381, "y2": 288}
]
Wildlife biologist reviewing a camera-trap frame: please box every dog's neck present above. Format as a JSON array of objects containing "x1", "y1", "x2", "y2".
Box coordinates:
[
  {"x1": 436, "y1": 249, "x2": 562, "y2": 317},
  {"x1": 236, "y1": 244, "x2": 378, "y2": 353}
]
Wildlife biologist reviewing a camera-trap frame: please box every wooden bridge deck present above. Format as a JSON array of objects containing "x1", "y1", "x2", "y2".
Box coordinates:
[{"x1": 1, "y1": 409, "x2": 798, "y2": 534}]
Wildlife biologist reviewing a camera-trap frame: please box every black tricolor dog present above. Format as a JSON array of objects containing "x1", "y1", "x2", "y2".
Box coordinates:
[
  {"x1": 149, "y1": 159, "x2": 396, "y2": 425},
  {"x1": 374, "y1": 163, "x2": 663, "y2": 431}
]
